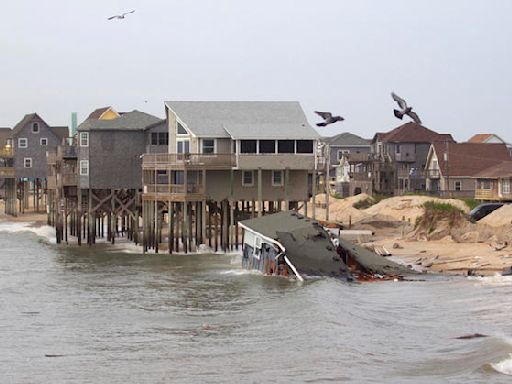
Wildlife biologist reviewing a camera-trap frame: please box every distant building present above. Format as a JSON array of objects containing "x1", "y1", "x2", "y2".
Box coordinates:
[
  {"x1": 371, "y1": 122, "x2": 454, "y2": 195},
  {"x1": 321, "y1": 132, "x2": 371, "y2": 197},
  {"x1": 425, "y1": 142, "x2": 511, "y2": 198},
  {"x1": 10, "y1": 113, "x2": 68, "y2": 213},
  {"x1": 474, "y1": 160, "x2": 512, "y2": 201},
  {"x1": 467, "y1": 134, "x2": 507, "y2": 144}
]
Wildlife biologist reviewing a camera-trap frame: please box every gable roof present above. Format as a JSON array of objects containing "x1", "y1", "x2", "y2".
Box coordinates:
[
  {"x1": 165, "y1": 101, "x2": 319, "y2": 139},
  {"x1": 50, "y1": 126, "x2": 70, "y2": 140},
  {"x1": 325, "y1": 132, "x2": 370, "y2": 146},
  {"x1": 474, "y1": 160, "x2": 512, "y2": 179},
  {"x1": 87, "y1": 106, "x2": 116, "y2": 120},
  {"x1": 467, "y1": 133, "x2": 506, "y2": 144},
  {"x1": 432, "y1": 142, "x2": 511, "y2": 177},
  {"x1": 375, "y1": 122, "x2": 454, "y2": 144},
  {"x1": 12, "y1": 113, "x2": 67, "y2": 140},
  {"x1": 78, "y1": 110, "x2": 163, "y2": 131}
]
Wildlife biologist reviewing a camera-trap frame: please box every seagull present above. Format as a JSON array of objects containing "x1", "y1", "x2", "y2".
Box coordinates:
[
  {"x1": 391, "y1": 92, "x2": 422, "y2": 124},
  {"x1": 314, "y1": 111, "x2": 344, "y2": 127},
  {"x1": 107, "y1": 10, "x2": 135, "y2": 20}
]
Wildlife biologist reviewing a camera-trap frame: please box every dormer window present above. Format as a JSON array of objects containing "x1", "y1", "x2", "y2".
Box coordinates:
[
  {"x1": 177, "y1": 122, "x2": 188, "y2": 135},
  {"x1": 32, "y1": 122, "x2": 39, "y2": 133}
]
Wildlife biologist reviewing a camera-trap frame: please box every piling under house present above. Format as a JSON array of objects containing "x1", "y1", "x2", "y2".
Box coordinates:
[
  {"x1": 49, "y1": 106, "x2": 165, "y2": 244},
  {"x1": 141, "y1": 101, "x2": 320, "y2": 253}
]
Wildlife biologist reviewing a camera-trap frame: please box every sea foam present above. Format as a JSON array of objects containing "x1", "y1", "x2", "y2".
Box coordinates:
[
  {"x1": 491, "y1": 353, "x2": 512, "y2": 376},
  {"x1": 0, "y1": 222, "x2": 56, "y2": 244}
]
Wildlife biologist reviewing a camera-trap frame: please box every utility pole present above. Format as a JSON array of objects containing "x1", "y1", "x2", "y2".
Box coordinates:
[{"x1": 325, "y1": 144, "x2": 330, "y2": 222}]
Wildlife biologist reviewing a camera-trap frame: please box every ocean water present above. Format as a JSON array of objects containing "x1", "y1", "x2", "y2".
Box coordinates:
[{"x1": 0, "y1": 228, "x2": 511, "y2": 383}]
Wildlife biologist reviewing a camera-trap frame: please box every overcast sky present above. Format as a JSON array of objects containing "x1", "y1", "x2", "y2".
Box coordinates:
[{"x1": 1, "y1": 0, "x2": 511, "y2": 141}]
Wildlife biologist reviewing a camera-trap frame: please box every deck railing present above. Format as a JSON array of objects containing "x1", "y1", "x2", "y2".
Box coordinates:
[
  {"x1": 0, "y1": 147, "x2": 14, "y2": 158},
  {"x1": 62, "y1": 173, "x2": 78, "y2": 186},
  {"x1": 144, "y1": 183, "x2": 205, "y2": 195},
  {"x1": 143, "y1": 153, "x2": 236, "y2": 168},
  {"x1": 0, "y1": 167, "x2": 15, "y2": 177},
  {"x1": 475, "y1": 189, "x2": 497, "y2": 200}
]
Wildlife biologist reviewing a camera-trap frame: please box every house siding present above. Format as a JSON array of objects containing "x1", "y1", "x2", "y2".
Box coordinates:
[
  {"x1": 13, "y1": 117, "x2": 61, "y2": 179},
  {"x1": 84, "y1": 130, "x2": 145, "y2": 189},
  {"x1": 205, "y1": 169, "x2": 309, "y2": 201}
]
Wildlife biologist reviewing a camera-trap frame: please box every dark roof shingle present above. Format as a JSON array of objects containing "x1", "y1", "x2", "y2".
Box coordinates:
[
  {"x1": 433, "y1": 142, "x2": 511, "y2": 177},
  {"x1": 377, "y1": 122, "x2": 454, "y2": 144}
]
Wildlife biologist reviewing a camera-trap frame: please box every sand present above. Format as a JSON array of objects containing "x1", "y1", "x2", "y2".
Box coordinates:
[{"x1": 480, "y1": 204, "x2": 512, "y2": 227}]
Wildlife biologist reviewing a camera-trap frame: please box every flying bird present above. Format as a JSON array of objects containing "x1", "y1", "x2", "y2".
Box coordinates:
[
  {"x1": 314, "y1": 111, "x2": 344, "y2": 127},
  {"x1": 107, "y1": 10, "x2": 135, "y2": 20},
  {"x1": 391, "y1": 92, "x2": 422, "y2": 124}
]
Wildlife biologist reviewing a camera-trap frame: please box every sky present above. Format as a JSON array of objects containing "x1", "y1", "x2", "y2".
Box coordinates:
[{"x1": 1, "y1": 0, "x2": 511, "y2": 142}]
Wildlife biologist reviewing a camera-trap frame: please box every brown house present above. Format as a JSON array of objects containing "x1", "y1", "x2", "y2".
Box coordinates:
[
  {"x1": 371, "y1": 122, "x2": 454, "y2": 195},
  {"x1": 474, "y1": 161, "x2": 512, "y2": 201},
  {"x1": 425, "y1": 142, "x2": 511, "y2": 197}
]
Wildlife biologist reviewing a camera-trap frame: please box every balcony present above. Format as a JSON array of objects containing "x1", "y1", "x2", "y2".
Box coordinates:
[
  {"x1": 0, "y1": 147, "x2": 14, "y2": 158},
  {"x1": 143, "y1": 153, "x2": 236, "y2": 169},
  {"x1": 62, "y1": 173, "x2": 78, "y2": 186},
  {"x1": 395, "y1": 152, "x2": 416, "y2": 162},
  {"x1": 0, "y1": 167, "x2": 15, "y2": 178},
  {"x1": 426, "y1": 169, "x2": 440, "y2": 179},
  {"x1": 238, "y1": 153, "x2": 315, "y2": 170},
  {"x1": 60, "y1": 145, "x2": 77, "y2": 159},
  {"x1": 143, "y1": 183, "x2": 206, "y2": 201}
]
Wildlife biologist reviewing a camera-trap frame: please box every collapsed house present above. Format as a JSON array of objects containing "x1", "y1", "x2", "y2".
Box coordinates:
[{"x1": 239, "y1": 211, "x2": 415, "y2": 281}]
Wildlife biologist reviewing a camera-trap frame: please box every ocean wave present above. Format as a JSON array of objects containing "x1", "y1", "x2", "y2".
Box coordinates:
[
  {"x1": 468, "y1": 275, "x2": 512, "y2": 286},
  {"x1": 0, "y1": 222, "x2": 56, "y2": 244},
  {"x1": 490, "y1": 353, "x2": 512, "y2": 375}
]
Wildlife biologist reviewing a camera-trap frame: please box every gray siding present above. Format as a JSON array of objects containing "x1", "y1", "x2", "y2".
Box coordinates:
[
  {"x1": 13, "y1": 117, "x2": 60, "y2": 178},
  {"x1": 205, "y1": 170, "x2": 309, "y2": 201},
  {"x1": 329, "y1": 145, "x2": 370, "y2": 166},
  {"x1": 82, "y1": 130, "x2": 145, "y2": 189}
]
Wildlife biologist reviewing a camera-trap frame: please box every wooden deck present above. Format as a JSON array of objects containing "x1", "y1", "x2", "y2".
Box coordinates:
[{"x1": 142, "y1": 153, "x2": 235, "y2": 169}]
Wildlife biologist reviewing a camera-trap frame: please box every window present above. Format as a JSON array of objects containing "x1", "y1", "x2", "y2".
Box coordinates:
[
  {"x1": 151, "y1": 132, "x2": 168, "y2": 146},
  {"x1": 24, "y1": 158, "x2": 32, "y2": 168},
  {"x1": 18, "y1": 138, "x2": 28, "y2": 148},
  {"x1": 177, "y1": 140, "x2": 190, "y2": 154},
  {"x1": 80, "y1": 160, "x2": 89, "y2": 175},
  {"x1": 40, "y1": 138, "x2": 48, "y2": 146},
  {"x1": 259, "y1": 140, "x2": 275, "y2": 154},
  {"x1": 454, "y1": 181, "x2": 461, "y2": 191},
  {"x1": 202, "y1": 139, "x2": 215, "y2": 154},
  {"x1": 338, "y1": 149, "x2": 350, "y2": 159},
  {"x1": 278, "y1": 140, "x2": 294, "y2": 154},
  {"x1": 80, "y1": 132, "x2": 89, "y2": 147},
  {"x1": 272, "y1": 170, "x2": 283, "y2": 186},
  {"x1": 151, "y1": 133, "x2": 158, "y2": 145},
  {"x1": 296, "y1": 140, "x2": 314, "y2": 154},
  {"x1": 177, "y1": 122, "x2": 188, "y2": 135},
  {"x1": 32, "y1": 122, "x2": 39, "y2": 133},
  {"x1": 241, "y1": 140, "x2": 257, "y2": 154},
  {"x1": 396, "y1": 145, "x2": 400, "y2": 154},
  {"x1": 481, "y1": 180, "x2": 492, "y2": 190},
  {"x1": 242, "y1": 171, "x2": 254, "y2": 186},
  {"x1": 502, "y1": 180, "x2": 510, "y2": 194}
]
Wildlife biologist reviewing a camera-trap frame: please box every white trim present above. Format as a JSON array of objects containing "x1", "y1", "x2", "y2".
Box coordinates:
[
  {"x1": 79, "y1": 132, "x2": 89, "y2": 147},
  {"x1": 80, "y1": 160, "x2": 89, "y2": 176},
  {"x1": 201, "y1": 138, "x2": 216, "y2": 154},
  {"x1": 40, "y1": 137, "x2": 48, "y2": 146},
  {"x1": 23, "y1": 157, "x2": 32, "y2": 168},
  {"x1": 18, "y1": 138, "x2": 28, "y2": 148},
  {"x1": 242, "y1": 170, "x2": 254, "y2": 187},
  {"x1": 176, "y1": 138, "x2": 190, "y2": 154},
  {"x1": 238, "y1": 223, "x2": 304, "y2": 282},
  {"x1": 31, "y1": 122, "x2": 40, "y2": 134}
]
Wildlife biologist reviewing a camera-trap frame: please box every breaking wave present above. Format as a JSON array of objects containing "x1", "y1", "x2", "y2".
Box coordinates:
[
  {"x1": 0, "y1": 222, "x2": 55, "y2": 244},
  {"x1": 490, "y1": 353, "x2": 512, "y2": 375}
]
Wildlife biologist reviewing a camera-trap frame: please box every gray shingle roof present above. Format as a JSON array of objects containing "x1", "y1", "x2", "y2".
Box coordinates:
[
  {"x1": 325, "y1": 132, "x2": 370, "y2": 146},
  {"x1": 165, "y1": 101, "x2": 320, "y2": 139},
  {"x1": 50, "y1": 126, "x2": 70, "y2": 140},
  {"x1": 78, "y1": 110, "x2": 163, "y2": 131}
]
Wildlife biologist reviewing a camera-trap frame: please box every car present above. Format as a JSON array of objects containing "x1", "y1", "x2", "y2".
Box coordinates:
[{"x1": 469, "y1": 203, "x2": 504, "y2": 221}]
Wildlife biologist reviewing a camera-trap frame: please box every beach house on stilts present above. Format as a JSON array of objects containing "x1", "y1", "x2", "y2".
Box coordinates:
[{"x1": 141, "y1": 101, "x2": 320, "y2": 254}]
